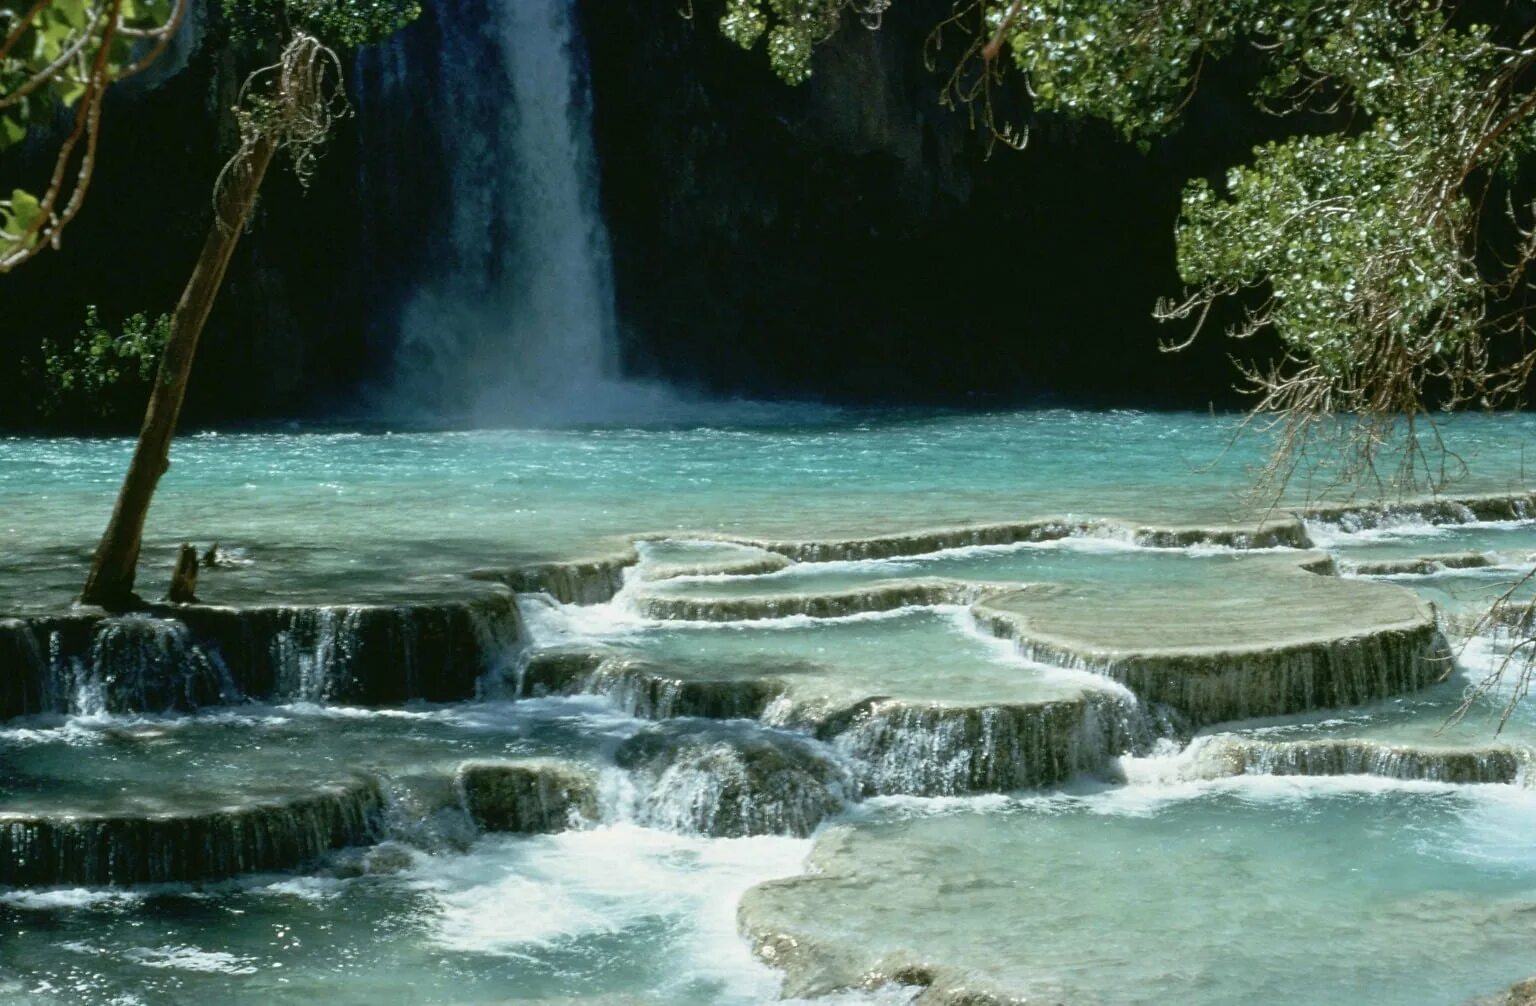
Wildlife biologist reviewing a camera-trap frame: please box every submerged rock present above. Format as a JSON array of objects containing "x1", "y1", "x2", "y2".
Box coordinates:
[
  {"x1": 616, "y1": 722, "x2": 850, "y2": 837},
  {"x1": 456, "y1": 759, "x2": 598, "y2": 833},
  {"x1": 740, "y1": 788, "x2": 1536, "y2": 1004},
  {"x1": 0, "y1": 778, "x2": 383, "y2": 887}
]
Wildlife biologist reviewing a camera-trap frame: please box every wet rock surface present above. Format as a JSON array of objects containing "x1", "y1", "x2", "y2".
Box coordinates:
[
  {"x1": 1189, "y1": 736, "x2": 1528, "y2": 785},
  {"x1": 0, "y1": 584, "x2": 523, "y2": 720},
  {"x1": 456, "y1": 759, "x2": 598, "y2": 834},
  {"x1": 0, "y1": 778, "x2": 383, "y2": 887},
  {"x1": 634, "y1": 577, "x2": 997, "y2": 622},
  {"x1": 973, "y1": 555, "x2": 1448, "y2": 726},
  {"x1": 616, "y1": 722, "x2": 850, "y2": 837}
]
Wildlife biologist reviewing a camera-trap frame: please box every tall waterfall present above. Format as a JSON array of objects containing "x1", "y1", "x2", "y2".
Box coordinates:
[{"x1": 363, "y1": 0, "x2": 643, "y2": 424}]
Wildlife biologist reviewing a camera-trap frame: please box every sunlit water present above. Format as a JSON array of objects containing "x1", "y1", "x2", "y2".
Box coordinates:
[
  {"x1": 6, "y1": 409, "x2": 1536, "y2": 1003},
  {"x1": 5, "y1": 410, "x2": 1536, "y2": 609}
]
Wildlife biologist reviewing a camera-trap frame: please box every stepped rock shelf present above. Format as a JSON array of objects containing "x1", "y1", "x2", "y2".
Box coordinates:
[
  {"x1": 4, "y1": 471, "x2": 1536, "y2": 1003},
  {"x1": 0, "y1": 505, "x2": 1504, "y2": 885}
]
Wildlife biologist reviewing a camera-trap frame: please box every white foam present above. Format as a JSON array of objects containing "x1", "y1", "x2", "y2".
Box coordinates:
[
  {"x1": 0, "y1": 888, "x2": 147, "y2": 911},
  {"x1": 1305, "y1": 517, "x2": 1454, "y2": 547},
  {"x1": 402, "y1": 823, "x2": 819, "y2": 1000},
  {"x1": 946, "y1": 607, "x2": 1134, "y2": 699},
  {"x1": 122, "y1": 946, "x2": 259, "y2": 975}
]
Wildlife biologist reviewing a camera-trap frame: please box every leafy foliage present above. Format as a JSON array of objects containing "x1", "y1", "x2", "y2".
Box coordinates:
[
  {"x1": 36, "y1": 305, "x2": 170, "y2": 424},
  {"x1": 718, "y1": 0, "x2": 887, "y2": 83},
  {"x1": 1, "y1": 0, "x2": 419, "y2": 270},
  {"x1": 224, "y1": 0, "x2": 421, "y2": 51},
  {"x1": 1, "y1": 0, "x2": 183, "y2": 267},
  {"x1": 0, "y1": 0, "x2": 176, "y2": 150}
]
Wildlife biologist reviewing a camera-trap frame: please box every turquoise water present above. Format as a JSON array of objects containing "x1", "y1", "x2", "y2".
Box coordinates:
[
  {"x1": 6, "y1": 410, "x2": 1536, "y2": 609},
  {"x1": 744, "y1": 783, "x2": 1536, "y2": 1005},
  {"x1": 7, "y1": 409, "x2": 1536, "y2": 1003}
]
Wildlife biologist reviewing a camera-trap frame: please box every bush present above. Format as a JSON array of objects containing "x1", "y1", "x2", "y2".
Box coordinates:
[{"x1": 37, "y1": 306, "x2": 171, "y2": 428}]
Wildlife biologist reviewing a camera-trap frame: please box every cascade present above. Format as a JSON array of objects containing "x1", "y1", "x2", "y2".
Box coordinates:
[{"x1": 363, "y1": 0, "x2": 671, "y2": 423}]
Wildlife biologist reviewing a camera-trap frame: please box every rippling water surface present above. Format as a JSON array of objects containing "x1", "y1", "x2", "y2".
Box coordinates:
[{"x1": 5, "y1": 409, "x2": 1536, "y2": 1004}]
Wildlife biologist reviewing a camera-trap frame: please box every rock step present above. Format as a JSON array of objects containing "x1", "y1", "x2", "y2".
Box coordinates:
[
  {"x1": 1305, "y1": 490, "x2": 1536, "y2": 529},
  {"x1": 0, "y1": 586, "x2": 522, "y2": 721},
  {"x1": 633, "y1": 578, "x2": 997, "y2": 622},
  {"x1": 1350, "y1": 552, "x2": 1497, "y2": 576},
  {"x1": 974, "y1": 565, "x2": 1448, "y2": 727},
  {"x1": 1189, "y1": 736, "x2": 1528, "y2": 785},
  {"x1": 615, "y1": 722, "x2": 851, "y2": 838},
  {"x1": 520, "y1": 647, "x2": 1144, "y2": 798},
  {"x1": 456, "y1": 759, "x2": 598, "y2": 833},
  {"x1": 0, "y1": 778, "x2": 384, "y2": 887}
]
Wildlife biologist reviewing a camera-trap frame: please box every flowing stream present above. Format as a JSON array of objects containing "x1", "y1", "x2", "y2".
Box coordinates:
[{"x1": 4, "y1": 411, "x2": 1536, "y2": 1002}]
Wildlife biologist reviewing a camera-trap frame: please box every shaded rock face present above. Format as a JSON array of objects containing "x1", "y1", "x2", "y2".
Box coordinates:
[
  {"x1": 0, "y1": 592, "x2": 522, "y2": 720},
  {"x1": 520, "y1": 649, "x2": 789, "y2": 721},
  {"x1": 577, "y1": 0, "x2": 1282, "y2": 407},
  {"x1": 0, "y1": 0, "x2": 1288, "y2": 429},
  {"x1": 0, "y1": 15, "x2": 376, "y2": 429},
  {"x1": 456, "y1": 759, "x2": 598, "y2": 833},
  {"x1": 0, "y1": 780, "x2": 383, "y2": 887},
  {"x1": 615, "y1": 723, "x2": 850, "y2": 837}
]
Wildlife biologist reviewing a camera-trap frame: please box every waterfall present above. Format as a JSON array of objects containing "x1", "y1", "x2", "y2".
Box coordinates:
[{"x1": 364, "y1": 0, "x2": 650, "y2": 424}]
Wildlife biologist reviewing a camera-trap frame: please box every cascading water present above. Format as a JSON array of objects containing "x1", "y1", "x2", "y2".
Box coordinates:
[{"x1": 362, "y1": 0, "x2": 675, "y2": 424}]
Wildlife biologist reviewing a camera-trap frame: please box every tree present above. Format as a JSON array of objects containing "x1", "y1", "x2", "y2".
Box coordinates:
[
  {"x1": 80, "y1": 33, "x2": 345, "y2": 607},
  {"x1": 43, "y1": 0, "x2": 417, "y2": 607},
  {"x1": 710, "y1": 1, "x2": 1536, "y2": 490}
]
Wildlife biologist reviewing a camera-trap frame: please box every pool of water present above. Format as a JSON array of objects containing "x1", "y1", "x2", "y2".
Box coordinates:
[{"x1": 6, "y1": 410, "x2": 1536, "y2": 609}]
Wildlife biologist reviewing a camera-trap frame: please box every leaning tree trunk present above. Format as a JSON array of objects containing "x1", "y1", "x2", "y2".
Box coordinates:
[{"x1": 80, "y1": 135, "x2": 278, "y2": 609}]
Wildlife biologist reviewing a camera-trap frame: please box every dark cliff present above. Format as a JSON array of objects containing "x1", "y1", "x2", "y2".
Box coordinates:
[{"x1": 0, "y1": 0, "x2": 1281, "y2": 429}]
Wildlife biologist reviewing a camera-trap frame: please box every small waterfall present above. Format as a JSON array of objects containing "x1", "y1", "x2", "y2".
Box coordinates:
[
  {"x1": 816, "y1": 693, "x2": 1140, "y2": 797},
  {"x1": 0, "y1": 592, "x2": 524, "y2": 722},
  {"x1": 36, "y1": 615, "x2": 238, "y2": 718},
  {"x1": 364, "y1": 0, "x2": 669, "y2": 423},
  {"x1": 519, "y1": 649, "x2": 787, "y2": 721},
  {"x1": 1191, "y1": 736, "x2": 1530, "y2": 785},
  {"x1": 0, "y1": 780, "x2": 383, "y2": 887},
  {"x1": 614, "y1": 724, "x2": 852, "y2": 838}
]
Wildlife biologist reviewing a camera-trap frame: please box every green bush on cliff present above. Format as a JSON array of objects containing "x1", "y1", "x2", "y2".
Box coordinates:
[{"x1": 36, "y1": 306, "x2": 171, "y2": 427}]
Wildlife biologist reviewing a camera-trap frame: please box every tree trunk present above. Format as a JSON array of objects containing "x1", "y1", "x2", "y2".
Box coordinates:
[{"x1": 80, "y1": 135, "x2": 278, "y2": 609}]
